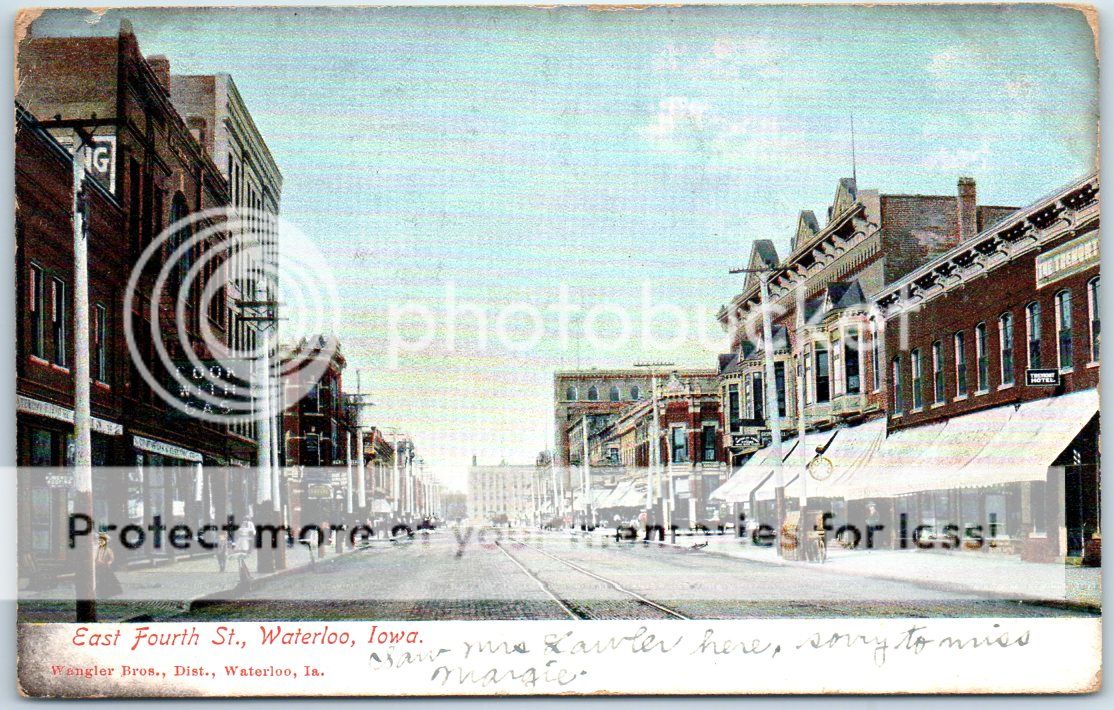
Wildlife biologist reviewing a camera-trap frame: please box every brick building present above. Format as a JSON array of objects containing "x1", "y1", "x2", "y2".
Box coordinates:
[
  {"x1": 280, "y1": 336, "x2": 347, "y2": 529},
  {"x1": 170, "y1": 71, "x2": 284, "y2": 488},
  {"x1": 873, "y1": 173, "x2": 1100, "y2": 559},
  {"x1": 553, "y1": 367, "x2": 717, "y2": 466},
  {"x1": 594, "y1": 371, "x2": 726, "y2": 527},
  {"x1": 712, "y1": 176, "x2": 1016, "y2": 520},
  {"x1": 16, "y1": 21, "x2": 249, "y2": 565}
]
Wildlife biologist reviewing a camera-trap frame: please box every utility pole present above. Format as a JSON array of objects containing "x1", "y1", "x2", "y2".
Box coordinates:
[
  {"x1": 70, "y1": 127, "x2": 95, "y2": 622},
  {"x1": 346, "y1": 430, "x2": 354, "y2": 515},
  {"x1": 581, "y1": 415, "x2": 591, "y2": 528},
  {"x1": 729, "y1": 264, "x2": 785, "y2": 554},
  {"x1": 240, "y1": 257, "x2": 281, "y2": 571},
  {"x1": 346, "y1": 371, "x2": 374, "y2": 515},
  {"x1": 635, "y1": 362, "x2": 673, "y2": 540}
]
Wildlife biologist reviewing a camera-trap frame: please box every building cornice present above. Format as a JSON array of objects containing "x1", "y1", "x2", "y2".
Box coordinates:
[{"x1": 875, "y1": 172, "x2": 1099, "y2": 317}]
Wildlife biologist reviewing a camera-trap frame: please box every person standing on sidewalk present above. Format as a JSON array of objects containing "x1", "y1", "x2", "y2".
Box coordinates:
[
  {"x1": 95, "y1": 533, "x2": 122, "y2": 598},
  {"x1": 216, "y1": 531, "x2": 229, "y2": 573}
]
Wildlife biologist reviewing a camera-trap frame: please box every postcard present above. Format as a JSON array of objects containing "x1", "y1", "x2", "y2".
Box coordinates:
[{"x1": 11, "y1": 2, "x2": 1101, "y2": 697}]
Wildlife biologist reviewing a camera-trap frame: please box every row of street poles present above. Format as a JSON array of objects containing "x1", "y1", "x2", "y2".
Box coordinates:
[
  {"x1": 728, "y1": 264, "x2": 809, "y2": 554},
  {"x1": 634, "y1": 362, "x2": 673, "y2": 537}
]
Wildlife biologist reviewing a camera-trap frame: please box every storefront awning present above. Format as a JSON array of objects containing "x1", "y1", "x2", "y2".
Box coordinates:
[
  {"x1": 846, "y1": 389, "x2": 1098, "y2": 499},
  {"x1": 781, "y1": 417, "x2": 888, "y2": 500},
  {"x1": 597, "y1": 479, "x2": 635, "y2": 509},
  {"x1": 753, "y1": 431, "x2": 832, "y2": 502},
  {"x1": 709, "y1": 441, "x2": 792, "y2": 503}
]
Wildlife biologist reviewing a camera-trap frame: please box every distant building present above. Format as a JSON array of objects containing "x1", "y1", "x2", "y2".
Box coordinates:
[
  {"x1": 467, "y1": 461, "x2": 541, "y2": 526},
  {"x1": 553, "y1": 368, "x2": 717, "y2": 466}
]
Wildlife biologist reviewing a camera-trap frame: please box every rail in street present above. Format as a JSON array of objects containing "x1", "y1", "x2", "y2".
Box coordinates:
[{"x1": 495, "y1": 538, "x2": 691, "y2": 621}]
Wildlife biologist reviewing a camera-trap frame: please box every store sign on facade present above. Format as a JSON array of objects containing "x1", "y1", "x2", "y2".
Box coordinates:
[
  {"x1": 1026, "y1": 368, "x2": 1061, "y2": 386},
  {"x1": 1035, "y1": 229, "x2": 1099, "y2": 289}
]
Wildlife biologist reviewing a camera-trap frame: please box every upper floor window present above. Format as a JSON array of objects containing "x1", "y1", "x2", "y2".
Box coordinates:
[
  {"x1": 727, "y1": 384, "x2": 741, "y2": 429},
  {"x1": 1026, "y1": 301, "x2": 1042, "y2": 369},
  {"x1": 609, "y1": 385, "x2": 620, "y2": 402},
  {"x1": 51, "y1": 277, "x2": 67, "y2": 368},
  {"x1": 750, "y1": 372, "x2": 764, "y2": 422},
  {"x1": 870, "y1": 319, "x2": 881, "y2": 392},
  {"x1": 774, "y1": 361, "x2": 787, "y2": 418},
  {"x1": 844, "y1": 327, "x2": 861, "y2": 395},
  {"x1": 1088, "y1": 277, "x2": 1100, "y2": 362},
  {"x1": 999, "y1": 312, "x2": 1014, "y2": 385},
  {"x1": 891, "y1": 355, "x2": 903, "y2": 415},
  {"x1": 1056, "y1": 289, "x2": 1073, "y2": 371},
  {"x1": 910, "y1": 348, "x2": 923, "y2": 410},
  {"x1": 814, "y1": 342, "x2": 830, "y2": 403},
  {"x1": 29, "y1": 264, "x2": 45, "y2": 359},
  {"x1": 803, "y1": 345, "x2": 814, "y2": 405},
  {"x1": 670, "y1": 425, "x2": 688, "y2": 463},
  {"x1": 701, "y1": 424, "x2": 717, "y2": 462},
  {"x1": 954, "y1": 331, "x2": 968, "y2": 397},
  {"x1": 587, "y1": 385, "x2": 599, "y2": 401},
  {"x1": 932, "y1": 340, "x2": 945, "y2": 404},
  {"x1": 630, "y1": 386, "x2": 641, "y2": 400},
  {"x1": 975, "y1": 322, "x2": 988, "y2": 392},
  {"x1": 93, "y1": 303, "x2": 109, "y2": 384},
  {"x1": 565, "y1": 386, "x2": 577, "y2": 401}
]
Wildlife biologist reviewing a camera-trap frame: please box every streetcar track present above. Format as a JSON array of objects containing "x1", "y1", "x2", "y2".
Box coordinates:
[
  {"x1": 496, "y1": 538, "x2": 691, "y2": 620},
  {"x1": 492, "y1": 539, "x2": 580, "y2": 620}
]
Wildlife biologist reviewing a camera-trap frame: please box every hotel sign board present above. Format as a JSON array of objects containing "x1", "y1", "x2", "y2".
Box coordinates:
[
  {"x1": 1035, "y1": 230, "x2": 1099, "y2": 289},
  {"x1": 1026, "y1": 368, "x2": 1060, "y2": 387}
]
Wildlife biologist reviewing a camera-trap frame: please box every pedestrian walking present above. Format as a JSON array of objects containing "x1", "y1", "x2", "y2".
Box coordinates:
[
  {"x1": 865, "y1": 502, "x2": 881, "y2": 552},
  {"x1": 216, "y1": 531, "x2": 229, "y2": 572},
  {"x1": 95, "y1": 533, "x2": 122, "y2": 599}
]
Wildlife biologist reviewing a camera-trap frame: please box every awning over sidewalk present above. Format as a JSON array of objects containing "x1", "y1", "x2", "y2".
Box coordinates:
[
  {"x1": 754, "y1": 430, "x2": 841, "y2": 502},
  {"x1": 780, "y1": 417, "x2": 888, "y2": 500},
  {"x1": 597, "y1": 479, "x2": 635, "y2": 509},
  {"x1": 710, "y1": 437, "x2": 801, "y2": 503},
  {"x1": 846, "y1": 389, "x2": 1098, "y2": 499}
]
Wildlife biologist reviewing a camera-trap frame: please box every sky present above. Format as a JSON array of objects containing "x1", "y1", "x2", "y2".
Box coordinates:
[{"x1": 28, "y1": 5, "x2": 1098, "y2": 491}]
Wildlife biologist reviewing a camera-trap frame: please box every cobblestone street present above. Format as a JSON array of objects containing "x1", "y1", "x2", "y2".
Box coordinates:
[{"x1": 155, "y1": 529, "x2": 1099, "y2": 622}]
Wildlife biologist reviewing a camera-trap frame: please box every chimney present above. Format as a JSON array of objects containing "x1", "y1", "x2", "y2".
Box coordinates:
[
  {"x1": 957, "y1": 176, "x2": 977, "y2": 241},
  {"x1": 147, "y1": 54, "x2": 170, "y2": 93}
]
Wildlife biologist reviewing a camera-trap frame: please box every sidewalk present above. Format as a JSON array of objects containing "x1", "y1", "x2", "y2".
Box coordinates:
[
  {"x1": 21, "y1": 541, "x2": 368, "y2": 621},
  {"x1": 586, "y1": 527, "x2": 1102, "y2": 610}
]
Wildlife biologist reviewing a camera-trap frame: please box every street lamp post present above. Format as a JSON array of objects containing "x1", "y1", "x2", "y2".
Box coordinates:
[
  {"x1": 634, "y1": 362, "x2": 673, "y2": 541},
  {"x1": 70, "y1": 128, "x2": 96, "y2": 622}
]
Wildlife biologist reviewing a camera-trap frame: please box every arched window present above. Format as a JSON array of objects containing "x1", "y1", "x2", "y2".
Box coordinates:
[
  {"x1": 1056, "y1": 289, "x2": 1073, "y2": 371},
  {"x1": 1026, "y1": 301, "x2": 1042, "y2": 369},
  {"x1": 565, "y1": 386, "x2": 577, "y2": 401},
  {"x1": 999, "y1": 312, "x2": 1014, "y2": 385},
  {"x1": 609, "y1": 386, "x2": 620, "y2": 402},
  {"x1": 630, "y1": 386, "x2": 641, "y2": 400},
  {"x1": 587, "y1": 385, "x2": 599, "y2": 401},
  {"x1": 168, "y1": 193, "x2": 191, "y2": 284}
]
